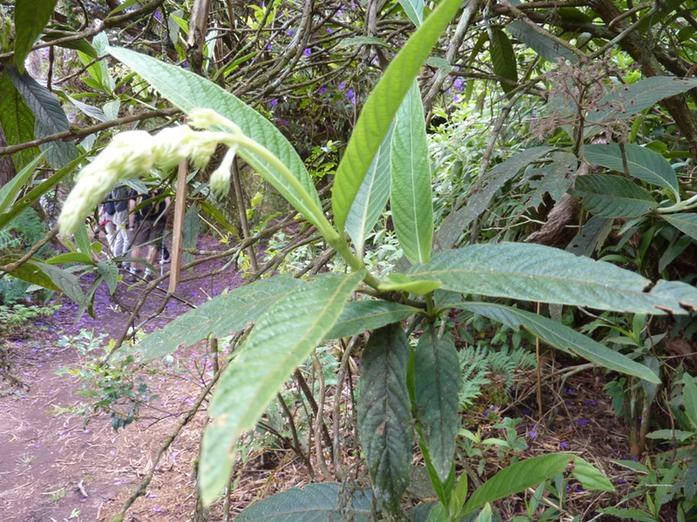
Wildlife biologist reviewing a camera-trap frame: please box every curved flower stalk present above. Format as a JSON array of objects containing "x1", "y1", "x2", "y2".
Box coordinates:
[{"x1": 57, "y1": 109, "x2": 240, "y2": 235}]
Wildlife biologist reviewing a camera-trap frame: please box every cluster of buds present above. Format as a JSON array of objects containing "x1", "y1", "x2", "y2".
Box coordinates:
[{"x1": 58, "y1": 109, "x2": 242, "y2": 235}]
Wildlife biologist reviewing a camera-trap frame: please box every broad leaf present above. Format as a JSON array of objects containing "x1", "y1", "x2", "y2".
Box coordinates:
[
  {"x1": 346, "y1": 124, "x2": 393, "y2": 257},
  {"x1": 409, "y1": 242, "x2": 684, "y2": 315},
  {"x1": 6, "y1": 258, "x2": 86, "y2": 306},
  {"x1": 489, "y1": 27, "x2": 518, "y2": 95},
  {"x1": 648, "y1": 280, "x2": 697, "y2": 312},
  {"x1": 414, "y1": 326, "x2": 461, "y2": 482},
  {"x1": 463, "y1": 454, "x2": 570, "y2": 515},
  {"x1": 236, "y1": 483, "x2": 374, "y2": 522},
  {"x1": 584, "y1": 144, "x2": 679, "y2": 197},
  {"x1": 590, "y1": 77, "x2": 697, "y2": 123},
  {"x1": 332, "y1": 0, "x2": 462, "y2": 231},
  {"x1": 458, "y1": 303, "x2": 660, "y2": 383},
  {"x1": 0, "y1": 72, "x2": 39, "y2": 170},
  {"x1": 123, "y1": 276, "x2": 304, "y2": 362},
  {"x1": 399, "y1": 0, "x2": 425, "y2": 27},
  {"x1": 506, "y1": 20, "x2": 578, "y2": 63},
  {"x1": 200, "y1": 272, "x2": 363, "y2": 506},
  {"x1": 566, "y1": 216, "x2": 613, "y2": 257},
  {"x1": 662, "y1": 213, "x2": 697, "y2": 241},
  {"x1": 571, "y1": 174, "x2": 656, "y2": 218},
  {"x1": 437, "y1": 147, "x2": 553, "y2": 248},
  {"x1": 324, "y1": 299, "x2": 419, "y2": 340},
  {"x1": 108, "y1": 47, "x2": 328, "y2": 235},
  {"x1": 571, "y1": 456, "x2": 614, "y2": 492},
  {"x1": 6, "y1": 67, "x2": 78, "y2": 168},
  {"x1": 391, "y1": 82, "x2": 433, "y2": 264},
  {"x1": 358, "y1": 324, "x2": 413, "y2": 511},
  {"x1": 13, "y1": 0, "x2": 58, "y2": 73}
]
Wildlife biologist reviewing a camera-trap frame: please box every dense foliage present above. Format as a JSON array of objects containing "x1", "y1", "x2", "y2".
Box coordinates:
[{"x1": 2, "y1": 0, "x2": 697, "y2": 520}]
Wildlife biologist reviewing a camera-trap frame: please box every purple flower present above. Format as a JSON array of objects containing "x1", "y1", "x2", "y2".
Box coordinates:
[
  {"x1": 453, "y1": 77, "x2": 464, "y2": 91},
  {"x1": 267, "y1": 43, "x2": 273, "y2": 51},
  {"x1": 560, "y1": 441, "x2": 569, "y2": 448},
  {"x1": 338, "y1": 81, "x2": 346, "y2": 90},
  {"x1": 453, "y1": 95, "x2": 460, "y2": 103},
  {"x1": 327, "y1": 28, "x2": 333, "y2": 33},
  {"x1": 270, "y1": 99, "x2": 278, "y2": 107},
  {"x1": 346, "y1": 89, "x2": 356, "y2": 104},
  {"x1": 304, "y1": 48, "x2": 312, "y2": 57},
  {"x1": 318, "y1": 87, "x2": 327, "y2": 94},
  {"x1": 577, "y1": 418, "x2": 589, "y2": 426},
  {"x1": 529, "y1": 430, "x2": 537, "y2": 438},
  {"x1": 288, "y1": 28, "x2": 295, "y2": 36},
  {"x1": 154, "y1": 9, "x2": 163, "y2": 21}
]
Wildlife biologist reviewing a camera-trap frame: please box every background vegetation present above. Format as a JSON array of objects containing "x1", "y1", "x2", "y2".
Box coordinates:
[{"x1": 2, "y1": 0, "x2": 697, "y2": 520}]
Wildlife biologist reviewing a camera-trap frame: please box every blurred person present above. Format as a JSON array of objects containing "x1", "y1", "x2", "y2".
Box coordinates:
[{"x1": 128, "y1": 188, "x2": 170, "y2": 280}]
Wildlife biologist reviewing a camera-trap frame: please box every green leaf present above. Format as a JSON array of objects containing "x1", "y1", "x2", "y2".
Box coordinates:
[
  {"x1": 648, "y1": 280, "x2": 697, "y2": 312},
  {"x1": 463, "y1": 454, "x2": 570, "y2": 515},
  {"x1": 506, "y1": 20, "x2": 578, "y2": 63},
  {"x1": 107, "y1": 47, "x2": 327, "y2": 235},
  {"x1": 456, "y1": 303, "x2": 660, "y2": 383},
  {"x1": 584, "y1": 144, "x2": 679, "y2": 197},
  {"x1": 332, "y1": 0, "x2": 462, "y2": 231},
  {"x1": 682, "y1": 374, "x2": 697, "y2": 432},
  {"x1": 662, "y1": 213, "x2": 697, "y2": 241},
  {"x1": 399, "y1": 0, "x2": 425, "y2": 27},
  {"x1": 13, "y1": 0, "x2": 58, "y2": 73},
  {"x1": 571, "y1": 174, "x2": 657, "y2": 218},
  {"x1": 645, "y1": 429, "x2": 695, "y2": 442},
  {"x1": 566, "y1": 216, "x2": 613, "y2": 257},
  {"x1": 437, "y1": 146, "x2": 553, "y2": 249},
  {"x1": 346, "y1": 124, "x2": 393, "y2": 257},
  {"x1": 200, "y1": 272, "x2": 363, "y2": 506},
  {"x1": 391, "y1": 81, "x2": 433, "y2": 264},
  {"x1": 570, "y1": 456, "x2": 614, "y2": 492},
  {"x1": 590, "y1": 77, "x2": 697, "y2": 123},
  {"x1": 324, "y1": 299, "x2": 419, "y2": 340},
  {"x1": 0, "y1": 151, "x2": 78, "y2": 230},
  {"x1": 600, "y1": 507, "x2": 659, "y2": 522},
  {"x1": 6, "y1": 258, "x2": 85, "y2": 306},
  {"x1": 236, "y1": 483, "x2": 374, "y2": 522},
  {"x1": 183, "y1": 203, "x2": 201, "y2": 267},
  {"x1": 414, "y1": 326, "x2": 461, "y2": 482},
  {"x1": 0, "y1": 152, "x2": 46, "y2": 217},
  {"x1": 379, "y1": 273, "x2": 442, "y2": 295},
  {"x1": 0, "y1": 72, "x2": 39, "y2": 170},
  {"x1": 358, "y1": 324, "x2": 413, "y2": 511},
  {"x1": 409, "y1": 242, "x2": 680, "y2": 315},
  {"x1": 5, "y1": 67, "x2": 78, "y2": 168},
  {"x1": 489, "y1": 27, "x2": 518, "y2": 95},
  {"x1": 123, "y1": 276, "x2": 304, "y2": 362},
  {"x1": 337, "y1": 36, "x2": 391, "y2": 49}
]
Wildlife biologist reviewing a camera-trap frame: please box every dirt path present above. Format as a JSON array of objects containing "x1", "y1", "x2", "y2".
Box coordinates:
[{"x1": 1, "y1": 240, "x2": 244, "y2": 521}]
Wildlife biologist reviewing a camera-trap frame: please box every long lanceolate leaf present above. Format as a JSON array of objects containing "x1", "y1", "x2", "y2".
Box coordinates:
[
  {"x1": 414, "y1": 326, "x2": 461, "y2": 482},
  {"x1": 108, "y1": 47, "x2": 327, "y2": 234},
  {"x1": 13, "y1": 0, "x2": 58, "y2": 73},
  {"x1": 457, "y1": 303, "x2": 660, "y2": 384},
  {"x1": 332, "y1": 0, "x2": 462, "y2": 232},
  {"x1": 358, "y1": 324, "x2": 413, "y2": 511},
  {"x1": 391, "y1": 82, "x2": 433, "y2": 264},
  {"x1": 346, "y1": 124, "x2": 394, "y2": 257},
  {"x1": 119, "y1": 276, "x2": 304, "y2": 362},
  {"x1": 200, "y1": 272, "x2": 363, "y2": 506},
  {"x1": 408, "y1": 242, "x2": 689, "y2": 314}
]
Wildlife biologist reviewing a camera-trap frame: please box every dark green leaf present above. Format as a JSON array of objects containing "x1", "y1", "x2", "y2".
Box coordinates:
[
  {"x1": 584, "y1": 144, "x2": 679, "y2": 197},
  {"x1": 13, "y1": 0, "x2": 58, "y2": 73},
  {"x1": 648, "y1": 280, "x2": 697, "y2": 312},
  {"x1": 506, "y1": 20, "x2": 578, "y2": 63},
  {"x1": 410, "y1": 242, "x2": 679, "y2": 315},
  {"x1": 463, "y1": 454, "x2": 570, "y2": 514},
  {"x1": 566, "y1": 217, "x2": 613, "y2": 257},
  {"x1": 571, "y1": 174, "x2": 657, "y2": 218},
  {"x1": 414, "y1": 326, "x2": 461, "y2": 482},
  {"x1": 236, "y1": 483, "x2": 374, "y2": 522},
  {"x1": 201, "y1": 273, "x2": 363, "y2": 506},
  {"x1": 332, "y1": 0, "x2": 462, "y2": 231},
  {"x1": 358, "y1": 324, "x2": 413, "y2": 511},
  {"x1": 0, "y1": 72, "x2": 39, "y2": 170},
  {"x1": 5, "y1": 67, "x2": 78, "y2": 168},
  {"x1": 390, "y1": 82, "x2": 433, "y2": 264},
  {"x1": 457, "y1": 303, "x2": 660, "y2": 383},
  {"x1": 490, "y1": 27, "x2": 518, "y2": 95},
  {"x1": 183, "y1": 204, "x2": 200, "y2": 267},
  {"x1": 662, "y1": 213, "x2": 697, "y2": 241},
  {"x1": 324, "y1": 299, "x2": 419, "y2": 340}
]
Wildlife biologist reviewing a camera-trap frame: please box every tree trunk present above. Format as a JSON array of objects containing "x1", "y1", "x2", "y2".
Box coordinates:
[{"x1": 0, "y1": 123, "x2": 17, "y2": 188}]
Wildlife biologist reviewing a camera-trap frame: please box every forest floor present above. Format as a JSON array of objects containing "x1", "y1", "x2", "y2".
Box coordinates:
[{"x1": 0, "y1": 236, "x2": 649, "y2": 521}]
